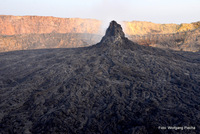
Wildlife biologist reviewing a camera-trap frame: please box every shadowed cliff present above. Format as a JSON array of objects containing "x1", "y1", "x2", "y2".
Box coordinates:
[{"x1": 128, "y1": 27, "x2": 200, "y2": 52}]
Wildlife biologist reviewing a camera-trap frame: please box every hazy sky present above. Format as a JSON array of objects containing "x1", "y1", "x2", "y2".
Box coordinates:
[{"x1": 0, "y1": 0, "x2": 200, "y2": 24}]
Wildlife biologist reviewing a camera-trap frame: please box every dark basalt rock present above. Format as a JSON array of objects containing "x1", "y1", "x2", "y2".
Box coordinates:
[
  {"x1": 104, "y1": 21, "x2": 125, "y2": 38},
  {"x1": 102, "y1": 21, "x2": 126, "y2": 44},
  {"x1": 0, "y1": 21, "x2": 200, "y2": 134},
  {"x1": 99, "y1": 21, "x2": 135, "y2": 50}
]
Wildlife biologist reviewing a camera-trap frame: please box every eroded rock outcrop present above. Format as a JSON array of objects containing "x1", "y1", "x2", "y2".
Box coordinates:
[{"x1": 100, "y1": 21, "x2": 127, "y2": 44}]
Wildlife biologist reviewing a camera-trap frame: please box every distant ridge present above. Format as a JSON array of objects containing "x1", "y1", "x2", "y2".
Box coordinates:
[
  {"x1": 0, "y1": 15, "x2": 200, "y2": 36},
  {"x1": 0, "y1": 15, "x2": 102, "y2": 35},
  {"x1": 0, "y1": 15, "x2": 200, "y2": 52}
]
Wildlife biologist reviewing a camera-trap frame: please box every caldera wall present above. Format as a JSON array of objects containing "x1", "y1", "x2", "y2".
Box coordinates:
[
  {"x1": 0, "y1": 15, "x2": 200, "y2": 52},
  {"x1": 0, "y1": 15, "x2": 102, "y2": 35},
  {"x1": 1, "y1": 15, "x2": 200, "y2": 36}
]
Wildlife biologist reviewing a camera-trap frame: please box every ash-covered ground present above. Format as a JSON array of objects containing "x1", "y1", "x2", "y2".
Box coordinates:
[{"x1": 0, "y1": 21, "x2": 199, "y2": 134}]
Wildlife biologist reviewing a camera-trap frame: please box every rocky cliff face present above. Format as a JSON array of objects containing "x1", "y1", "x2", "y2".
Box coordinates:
[
  {"x1": 128, "y1": 28, "x2": 200, "y2": 52},
  {"x1": 0, "y1": 15, "x2": 102, "y2": 35},
  {"x1": 0, "y1": 15, "x2": 200, "y2": 52},
  {"x1": 1, "y1": 15, "x2": 200, "y2": 36},
  {"x1": 0, "y1": 33, "x2": 101, "y2": 52},
  {"x1": 123, "y1": 21, "x2": 200, "y2": 35}
]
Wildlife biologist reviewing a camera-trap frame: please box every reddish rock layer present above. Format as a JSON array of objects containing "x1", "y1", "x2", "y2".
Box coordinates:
[
  {"x1": 1, "y1": 15, "x2": 200, "y2": 36},
  {"x1": 0, "y1": 15, "x2": 102, "y2": 35}
]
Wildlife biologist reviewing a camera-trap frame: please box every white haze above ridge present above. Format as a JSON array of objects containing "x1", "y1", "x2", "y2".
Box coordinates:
[{"x1": 0, "y1": 0, "x2": 200, "y2": 24}]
